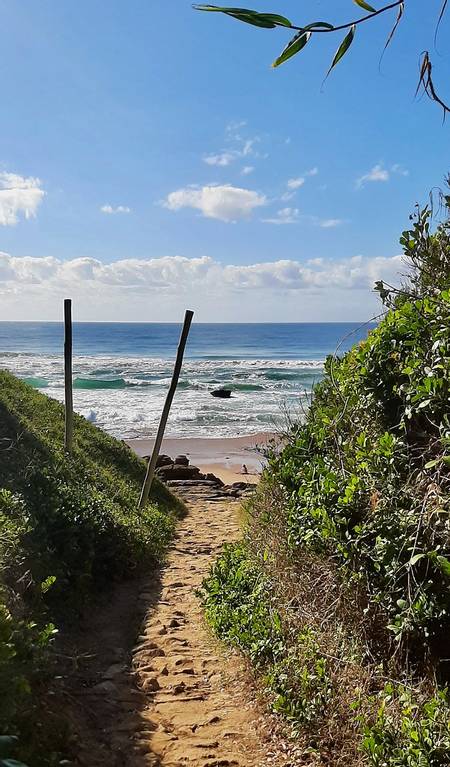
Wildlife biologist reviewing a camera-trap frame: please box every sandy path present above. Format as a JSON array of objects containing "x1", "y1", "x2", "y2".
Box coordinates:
[{"x1": 130, "y1": 488, "x2": 286, "y2": 767}]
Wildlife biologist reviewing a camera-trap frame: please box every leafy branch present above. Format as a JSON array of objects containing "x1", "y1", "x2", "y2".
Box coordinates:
[{"x1": 193, "y1": 1, "x2": 450, "y2": 117}]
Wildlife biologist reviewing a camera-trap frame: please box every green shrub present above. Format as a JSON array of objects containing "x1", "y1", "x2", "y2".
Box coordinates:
[
  {"x1": 361, "y1": 685, "x2": 450, "y2": 766},
  {"x1": 268, "y1": 630, "x2": 332, "y2": 728},
  {"x1": 202, "y1": 197, "x2": 450, "y2": 763},
  {"x1": 202, "y1": 544, "x2": 332, "y2": 729},
  {"x1": 202, "y1": 542, "x2": 284, "y2": 667}
]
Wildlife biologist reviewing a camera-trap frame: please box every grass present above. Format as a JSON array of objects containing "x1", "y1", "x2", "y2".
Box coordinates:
[{"x1": 0, "y1": 370, "x2": 184, "y2": 765}]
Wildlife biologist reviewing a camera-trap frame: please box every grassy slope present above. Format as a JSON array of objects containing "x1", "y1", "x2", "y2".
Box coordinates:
[
  {"x1": 202, "y1": 207, "x2": 450, "y2": 765},
  {"x1": 0, "y1": 370, "x2": 184, "y2": 764}
]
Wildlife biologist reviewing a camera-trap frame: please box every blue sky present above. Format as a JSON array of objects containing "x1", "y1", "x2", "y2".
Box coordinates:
[{"x1": 0, "y1": 0, "x2": 448, "y2": 321}]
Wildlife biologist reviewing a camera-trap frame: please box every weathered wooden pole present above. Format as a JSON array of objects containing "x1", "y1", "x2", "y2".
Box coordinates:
[
  {"x1": 64, "y1": 298, "x2": 74, "y2": 454},
  {"x1": 138, "y1": 309, "x2": 194, "y2": 510}
]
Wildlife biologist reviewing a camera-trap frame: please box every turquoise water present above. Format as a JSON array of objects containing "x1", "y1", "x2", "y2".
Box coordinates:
[{"x1": 0, "y1": 322, "x2": 374, "y2": 438}]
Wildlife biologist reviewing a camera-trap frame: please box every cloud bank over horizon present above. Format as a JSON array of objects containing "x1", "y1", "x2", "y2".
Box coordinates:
[{"x1": 0, "y1": 251, "x2": 403, "y2": 322}]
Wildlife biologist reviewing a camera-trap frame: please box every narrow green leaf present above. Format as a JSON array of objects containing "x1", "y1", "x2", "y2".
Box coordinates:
[
  {"x1": 194, "y1": 5, "x2": 259, "y2": 12},
  {"x1": 353, "y1": 0, "x2": 377, "y2": 11},
  {"x1": 302, "y1": 21, "x2": 334, "y2": 31},
  {"x1": 193, "y1": 5, "x2": 292, "y2": 27},
  {"x1": 226, "y1": 12, "x2": 276, "y2": 27},
  {"x1": 437, "y1": 555, "x2": 450, "y2": 578},
  {"x1": 272, "y1": 30, "x2": 311, "y2": 68},
  {"x1": 324, "y1": 24, "x2": 356, "y2": 80},
  {"x1": 256, "y1": 13, "x2": 292, "y2": 27}
]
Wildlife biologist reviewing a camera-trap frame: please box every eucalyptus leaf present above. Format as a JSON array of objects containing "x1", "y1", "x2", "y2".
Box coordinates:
[
  {"x1": 324, "y1": 24, "x2": 356, "y2": 80},
  {"x1": 353, "y1": 0, "x2": 377, "y2": 11},
  {"x1": 302, "y1": 21, "x2": 334, "y2": 31},
  {"x1": 193, "y1": 5, "x2": 292, "y2": 27},
  {"x1": 226, "y1": 13, "x2": 277, "y2": 28},
  {"x1": 272, "y1": 30, "x2": 311, "y2": 68}
]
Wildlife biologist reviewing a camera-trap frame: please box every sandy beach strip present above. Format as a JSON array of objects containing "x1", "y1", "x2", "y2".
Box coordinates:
[{"x1": 127, "y1": 432, "x2": 277, "y2": 484}]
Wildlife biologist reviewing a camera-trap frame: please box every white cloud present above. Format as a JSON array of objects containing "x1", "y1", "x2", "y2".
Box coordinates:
[
  {"x1": 100, "y1": 204, "x2": 131, "y2": 214},
  {"x1": 356, "y1": 164, "x2": 390, "y2": 189},
  {"x1": 203, "y1": 121, "x2": 263, "y2": 172},
  {"x1": 391, "y1": 163, "x2": 409, "y2": 177},
  {"x1": 320, "y1": 218, "x2": 344, "y2": 228},
  {"x1": 0, "y1": 172, "x2": 45, "y2": 226},
  {"x1": 203, "y1": 153, "x2": 235, "y2": 167},
  {"x1": 264, "y1": 209, "x2": 344, "y2": 228},
  {"x1": 357, "y1": 163, "x2": 409, "y2": 188},
  {"x1": 282, "y1": 168, "x2": 318, "y2": 200},
  {"x1": 263, "y1": 207, "x2": 300, "y2": 225},
  {"x1": 241, "y1": 166, "x2": 255, "y2": 176},
  {"x1": 163, "y1": 184, "x2": 267, "y2": 222},
  {"x1": 287, "y1": 177, "x2": 305, "y2": 191},
  {"x1": 0, "y1": 251, "x2": 404, "y2": 321}
]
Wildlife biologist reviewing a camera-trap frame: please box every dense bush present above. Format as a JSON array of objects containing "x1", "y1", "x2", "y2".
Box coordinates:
[
  {"x1": 202, "y1": 198, "x2": 450, "y2": 763},
  {"x1": 0, "y1": 373, "x2": 183, "y2": 763}
]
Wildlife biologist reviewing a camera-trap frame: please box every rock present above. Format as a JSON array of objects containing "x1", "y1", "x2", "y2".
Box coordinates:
[
  {"x1": 156, "y1": 454, "x2": 173, "y2": 468},
  {"x1": 156, "y1": 465, "x2": 201, "y2": 481},
  {"x1": 174, "y1": 454, "x2": 189, "y2": 466},
  {"x1": 231, "y1": 482, "x2": 248, "y2": 490},
  {"x1": 166, "y1": 479, "x2": 218, "y2": 487},
  {"x1": 142, "y1": 676, "x2": 161, "y2": 692},
  {"x1": 211, "y1": 389, "x2": 232, "y2": 398},
  {"x1": 204, "y1": 472, "x2": 225, "y2": 487}
]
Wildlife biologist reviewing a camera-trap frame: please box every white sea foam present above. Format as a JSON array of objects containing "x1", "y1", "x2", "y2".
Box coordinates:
[{"x1": 1, "y1": 353, "x2": 323, "y2": 438}]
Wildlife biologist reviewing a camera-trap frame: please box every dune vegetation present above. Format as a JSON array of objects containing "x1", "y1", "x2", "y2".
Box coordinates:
[
  {"x1": 202, "y1": 197, "x2": 450, "y2": 765},
  {"x1": 0, "y1": 373, "x2": 184, "y2": 766}
]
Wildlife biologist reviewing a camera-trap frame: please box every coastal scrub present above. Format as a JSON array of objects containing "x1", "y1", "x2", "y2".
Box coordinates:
[
  {"x1": 202, "y1": 197, "x2": 450, "y2": 763},
  {"x1": 0, "y1": 372, "x2": 184, "y2": 765}
]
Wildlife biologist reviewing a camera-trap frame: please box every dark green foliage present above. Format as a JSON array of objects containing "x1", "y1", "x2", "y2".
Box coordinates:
[
  {"x1": 273, "y1": 284, "x2": 450, "y2": 650},
  {"x1": 194, "y1": 2, "x2": 450, "y2": 116},
  {"x1": 202, "y1": 199, "x2": 450, "y2": 761},
  {"x1": 360, "y1": 685, "x2": 450, "y2": 766},
  {"x1": 201, "y1": 542, "x2": 331, "y2": 730},
  {"x1": 202, "y1": 542, "x2": 284, "y2": 666},
  {"x1": 0, "y1": 372, "x2": 183, "y2": 762}
]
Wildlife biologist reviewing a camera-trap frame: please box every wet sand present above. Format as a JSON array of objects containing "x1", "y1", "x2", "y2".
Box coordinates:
[{"x1": 127, "y1": 432, "x2": 277, "y2": 483}]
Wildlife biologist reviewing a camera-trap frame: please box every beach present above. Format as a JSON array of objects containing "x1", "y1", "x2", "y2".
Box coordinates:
[{"x1": 127, "y1": 431, "x2": 276, "y2": 483}]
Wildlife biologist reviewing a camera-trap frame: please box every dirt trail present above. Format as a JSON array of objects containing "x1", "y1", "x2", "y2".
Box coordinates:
[
  {"x1": 59, "y1": 488, "x2": 292, "y2": 767},
  {"x1": 130, "y1": 487, "x2": 286, "y2": 766}
]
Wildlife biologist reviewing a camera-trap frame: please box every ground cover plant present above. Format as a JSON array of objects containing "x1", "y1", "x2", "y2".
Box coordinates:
[
  {"x1": 202, "y1": 191, "x2": 450, "y2": 765},
  {"x1": 0, "y1": 372, "x2": 184, "y2": 765}
]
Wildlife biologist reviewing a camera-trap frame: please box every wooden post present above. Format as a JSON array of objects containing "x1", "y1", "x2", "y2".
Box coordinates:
[
  {"x1": 64, "y1": 298, "x2": 74, "y2": 454},
  {"x1": 138, "y1": 310, "x2": 194, "y2": 509}
]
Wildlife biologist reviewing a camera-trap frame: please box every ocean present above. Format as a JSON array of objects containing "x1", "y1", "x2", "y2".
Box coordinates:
[{"x1": 0, "y1": 322, "x2": 374, "y2": 439}]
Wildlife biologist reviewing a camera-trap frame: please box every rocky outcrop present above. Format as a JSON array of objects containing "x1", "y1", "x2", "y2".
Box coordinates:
[{"x1": 149, "y1": 453, "x2": 257, "y2": 500}]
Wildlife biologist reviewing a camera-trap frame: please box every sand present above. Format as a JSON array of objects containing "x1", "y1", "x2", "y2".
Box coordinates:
[
  {"x1": 129, "y1": 485, "x2": 293, "y2": 766},
  {"x1": 127, "y1": 432, "x2": 277, "y2": 484}
]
